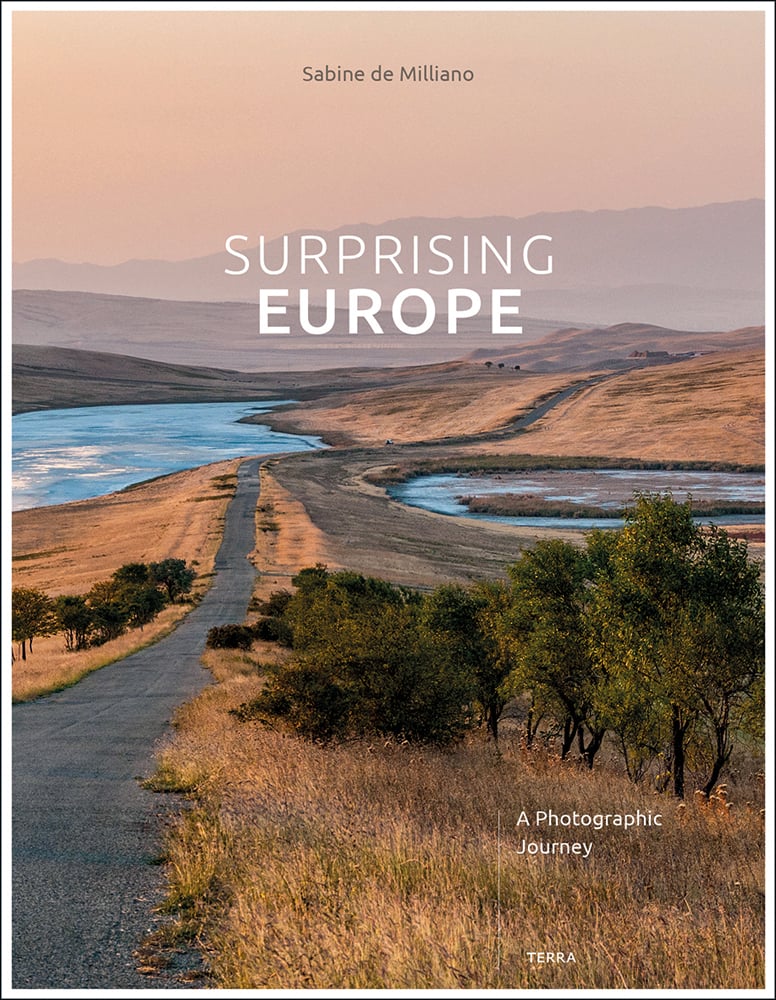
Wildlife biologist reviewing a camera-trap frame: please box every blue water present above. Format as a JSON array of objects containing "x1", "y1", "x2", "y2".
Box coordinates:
[
  {"x1": 12, "y1": 400, "x2": 326, "y2": 511},
  {"x1": 389, "y1": 470, "x2": 765, "y2": 530}
]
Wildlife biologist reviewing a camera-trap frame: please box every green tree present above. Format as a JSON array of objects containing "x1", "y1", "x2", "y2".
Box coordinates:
[
  {"x1": 421, "y1": 582, "x2": 511, "y2": 742},
  {"x1": 112, "y1": 562, "x2": 152, "y2": 586},
  {"x1": 283, "y1": 567, "x2": 418, "y2": 651},
  {"x1": 110, "y1": 562, "x2": 168, "y2": 629},
  {"x1": 471, "y1": 580, "x2": 519, "y2": 743},
  {"x1": 149, "y1": 558, "x2": 196, "y2": 602},
  {"x1": 55, "y1": 594, "x2": 93, "y2": 651},
  {"x1": 503, "y1": 540, "x2": 606, "y2": 767},
  {"x1": 86, "y1": 580, "x2": 131, "y2": 644},
  {"x1": 679, "y1": 524, "x2": 764, "y2": 796},
  {"x1": 11, "y1": 586, "x2": 56, "y2": 660},
  {"x1": 122, "y1": 583, "x2": 167, "y2": 629},
  {"x1": 241, "y1": 568, "x2": 471, "y2": 744},
  {"x1": 588, "y1": 494, "x2": 700, "y2": 796},
  {"x1": 587, "y1": 493, "x2": 764, "y2": 798}
]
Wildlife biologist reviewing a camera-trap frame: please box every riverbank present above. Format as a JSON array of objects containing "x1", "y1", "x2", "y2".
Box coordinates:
[
  {"x1": 460, "y1": 495, "x2": 764, "y2": 519},
  {"x1": 11, "y1": 342, "x2": 766, "y2": 697}
]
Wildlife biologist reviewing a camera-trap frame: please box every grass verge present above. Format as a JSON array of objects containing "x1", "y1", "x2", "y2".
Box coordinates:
[
  {"x1": 11, "y1": 602, "x2": 198, "y2": 703},
  {"x1": 11, "y1": 462, "x2": 240, "y2": 701},
  {"x1": 144, "y1": 647, "x2": 765, "y2": 990}
]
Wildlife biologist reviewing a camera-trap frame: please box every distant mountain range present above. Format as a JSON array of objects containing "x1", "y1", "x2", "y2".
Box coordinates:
[
  {"x1": 12, "y1": 287, "x2": 762, "y2": 375},
  {"x1": 13, "y1": 200, "x2": 764, "y2": 332}
]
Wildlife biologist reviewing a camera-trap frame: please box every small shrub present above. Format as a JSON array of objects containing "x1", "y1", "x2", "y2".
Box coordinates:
[
  {"x1": 206, "y1": 624, "x2": 254, "y2": 650},
  {"x1": 251, "y1": 617, "x2": 293, "y2": 646},
  {"x1": 254, "y1": 589, "x2": 293, "y2": 618}
]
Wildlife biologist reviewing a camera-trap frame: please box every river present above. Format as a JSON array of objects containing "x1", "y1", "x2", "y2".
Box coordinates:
[{"x1": 12, "y1": 400, "x2": 325, "y2": 511}]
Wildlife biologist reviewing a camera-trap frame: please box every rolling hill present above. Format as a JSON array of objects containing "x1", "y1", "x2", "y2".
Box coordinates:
[{"x1": 466, "y1": 321, "x2": 764, "y2": 371}]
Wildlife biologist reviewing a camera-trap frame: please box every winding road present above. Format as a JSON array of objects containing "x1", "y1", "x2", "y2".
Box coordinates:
[
  {"x1": 10, "y1": 375, "x2": 623, "y2": 989},
  {"x1": 12, "y1": 457, "x2": 262, "y2": 989}
]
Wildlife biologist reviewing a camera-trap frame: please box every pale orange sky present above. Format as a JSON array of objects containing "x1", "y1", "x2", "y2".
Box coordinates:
[{"x1": 12, "y1": 9, "x2": 765, "y2": 265}]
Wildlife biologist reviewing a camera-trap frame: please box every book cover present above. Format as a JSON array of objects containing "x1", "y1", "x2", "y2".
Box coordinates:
[{"x1": 5, "y1": 2, "x2": 771, "y2": 993}]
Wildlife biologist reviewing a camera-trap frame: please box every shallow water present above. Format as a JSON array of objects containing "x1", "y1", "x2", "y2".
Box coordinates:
[
  {"x1": 12, "y1": 400, "x2": 326, "y2": 511},
  {"x1": 389, "y1": 469, "x2": 765, "y2": 530}
]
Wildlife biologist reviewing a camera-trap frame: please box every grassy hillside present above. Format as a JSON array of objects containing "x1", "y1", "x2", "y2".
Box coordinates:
[
  {"x1": 466, "y1": 321, "x2": 764, "y2": 371},
  {"x1": 265, "y1": 349, "x2": 764, "y2": 464},
  {"x1": 512, "y1": 349, "x2": 764, "y2": 463},
  {"x1": 12, "y1": 344, "x2": 388, "y2": 414}
]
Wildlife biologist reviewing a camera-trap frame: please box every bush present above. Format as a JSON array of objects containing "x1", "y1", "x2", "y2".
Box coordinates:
[
  {"x1": 251, "y1": 616, "x2": 294, "y2": 646},
  {"x1": 240, "y1": 661, "x2": 355, "y2": 741},
  {"x1": 206, "y1": 624, "x2": 254, "y2": 650},
  {"x1": 237, "y1": 569, "x2": 473, "y2": 745},
  {"x1": 254, "y1": 589, "x2": 294, "y2": 618}
]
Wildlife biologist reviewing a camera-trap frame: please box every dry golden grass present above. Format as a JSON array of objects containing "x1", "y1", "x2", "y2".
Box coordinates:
[
  {"x1": 459, "y1": 350, "x2": 765, "y2": 464},
  {"x1": 11, "y1": 460, "x2": 241, "y2": 700},
  {"x1": 12, "y1": 353, "x2": 762, "y2": 985},
  {"x1": 149, "y1": 426, "x2": 767, "y2": 985},
  {"x1": 267, "y1": 351, "x2": 763, "y2": 466},
  {"x1": 249, "y1": 465, "x2": 338, "y2": 600},
  {"x1": 12, "y1": 460, "x2": 242, "y2": 595},
  {"x1": 148, "y1": 651, "x2": 765, "y2": 990},
  {"x1": 254, "y1": 465, "x2": 332, "y2": 571},
  {"x1": 12, "y1": 605, "x2": 190, "y2": 703},
  {"x1": 269, "y1": 369, "x2": 580, "y2": 446}
]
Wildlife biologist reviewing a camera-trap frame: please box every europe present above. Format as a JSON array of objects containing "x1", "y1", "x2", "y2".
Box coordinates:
[{"x1": 258, "y1": 286, "x2": 523, "y2": 334}]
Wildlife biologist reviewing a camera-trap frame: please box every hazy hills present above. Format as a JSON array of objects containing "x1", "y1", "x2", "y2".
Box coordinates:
[
  {"x1": 467, "y1": 322, "x2": 765, "y2": 372},
  {"x1": 12, "y1": 289, "x2": 572, "y2": 370},
  {"x1": 11, "y1": 345, "x2": 279, "y2": 414},
  {"x1": 13, "y1": 319, "x2": 763, "y2": 417},
  {"x1": 11, "y1": 344, "x2": 400, "y2": 414},
  {"x1": 13, "y1": 200, "x2": 764, "y2": 331},
  {"x1": 13, "y1": 283, "x2": 763, "y2": 375}
]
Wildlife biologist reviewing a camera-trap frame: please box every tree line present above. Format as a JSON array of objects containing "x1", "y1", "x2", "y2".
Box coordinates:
[
  {"x1": 237, "y1": 494, "x2": 763, "y2": 799},
  {"x1": 12, "y1": 558, "x2": 195, "y2": 659}
]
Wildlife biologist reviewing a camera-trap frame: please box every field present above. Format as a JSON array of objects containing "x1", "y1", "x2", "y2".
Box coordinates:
[{"x1": 11, "y1": 342, "x2": 766, "y2": 987}]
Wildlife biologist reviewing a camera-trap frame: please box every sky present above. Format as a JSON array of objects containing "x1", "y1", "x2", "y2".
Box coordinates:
[{"x1": 11, "y1": 6, "x2": 766, "y2": 265}]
